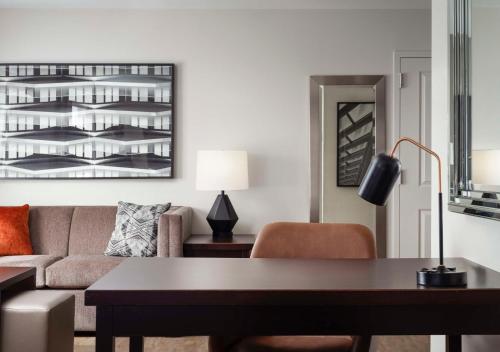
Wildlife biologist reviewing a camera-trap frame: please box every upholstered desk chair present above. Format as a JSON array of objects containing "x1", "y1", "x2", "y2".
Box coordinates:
[{"x1": 209, "y1": 222, "x2": 376, "y2": 352}]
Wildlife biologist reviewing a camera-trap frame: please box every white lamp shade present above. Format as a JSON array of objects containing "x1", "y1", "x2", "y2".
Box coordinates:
[
  {"x1": 196, "y1": 150, "x2": 249, "y2": 191},
  {"x1": 472, "y1": 149, "x2": 500, "y2": 185}
]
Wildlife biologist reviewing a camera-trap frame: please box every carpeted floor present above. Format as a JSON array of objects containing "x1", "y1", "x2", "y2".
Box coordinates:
[{"x1": 75, "y1": 336, "x2": 429, "y2": 352}]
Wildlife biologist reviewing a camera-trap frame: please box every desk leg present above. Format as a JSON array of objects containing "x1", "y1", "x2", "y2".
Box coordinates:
[
  {"x1": 96, "y1": 306, "x2": 115, "y2": 352},
  {"x1": 446, "y1": 335, "x2": 462, "y2": 352},
  {"x1": 130, "y1": 336, "x2": 144, "y2": 352}
]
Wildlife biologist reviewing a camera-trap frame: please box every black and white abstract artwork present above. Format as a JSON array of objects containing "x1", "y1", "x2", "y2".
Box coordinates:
[
  {"x1": 0, "y1": 63, "x2": 174, "y2": 179},
  {"x1": 337, "y1": 102, "x2": 375, "y2": 187}
]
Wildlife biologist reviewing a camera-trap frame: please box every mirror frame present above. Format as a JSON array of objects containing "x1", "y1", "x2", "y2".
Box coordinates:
[
  {"x1": 449, "y1": 0, "x2": 500, "y2": 220},
  {"x1": 309, "y1": 75, "x2": 386, "y2": 257}
]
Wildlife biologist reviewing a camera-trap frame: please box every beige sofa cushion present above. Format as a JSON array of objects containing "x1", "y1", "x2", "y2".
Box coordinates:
[
  {"x1": 68, "y1": 207, "x2": 117, "y2": 255},
  {"x1": 46, "y1": 255, "x2": 124, "y2": 289},
  {"x1": 29, "y1": 206, "x2": 74, "y2": 256},
  {"x1": 42, "y1": 290, "x2": 95, "y2": 332},
  {"x1": 0, "y1": 255, "x2": 62, "y2": 288}
]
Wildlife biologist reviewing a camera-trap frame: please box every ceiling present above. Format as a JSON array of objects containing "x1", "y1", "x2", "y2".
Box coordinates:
[{"x1": 0, "y1": 0, "x2": 431, "y2": 10}]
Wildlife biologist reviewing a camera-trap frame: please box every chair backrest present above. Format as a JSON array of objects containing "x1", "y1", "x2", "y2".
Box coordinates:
[{"x1": 251, "y1": 222, "x2": 376, "y2": 259}]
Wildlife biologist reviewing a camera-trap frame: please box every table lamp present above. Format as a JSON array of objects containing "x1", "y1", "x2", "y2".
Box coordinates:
[
  {"x1": 196, "y1": 150, "x2": 249, "y2": 240},
  {"x1": 358, "y1": 137, "x2": 467, "y2": 287}
]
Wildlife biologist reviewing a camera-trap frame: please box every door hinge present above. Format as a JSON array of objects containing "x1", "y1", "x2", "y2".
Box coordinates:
[{"x1": 399, "y1": 73, "x2": 406, "y2": 89}]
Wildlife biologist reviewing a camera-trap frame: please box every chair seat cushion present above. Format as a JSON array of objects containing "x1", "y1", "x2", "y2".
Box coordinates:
[
  {"x1": 231, "y1": 336, "x2": 353, "y2": 352},
  {"x1": 0, "y1": 255, "x2": 62, "y2": 288},
  {"x1": 46, "y1": 255, "x2": 125, "y2": 288}
]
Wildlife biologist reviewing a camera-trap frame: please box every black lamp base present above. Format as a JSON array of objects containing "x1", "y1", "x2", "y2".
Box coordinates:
[
  {"x1": 417, "y1": 265, "x2": 467, "y2": 287},
  {"x1": 207, "y1": 191, "x2": 238, "y2": 241}
]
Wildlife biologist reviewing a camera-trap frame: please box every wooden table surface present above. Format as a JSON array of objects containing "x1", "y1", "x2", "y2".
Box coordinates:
[
  {"x1": 0, "y1": 266, "x2": 36, "y2": 292},
  {"x1": 184, "y1": 234, "x2": 255, "y2": 249},
  {"x1": 183, "y1": 234, "x2": 256, "y2": 258},
  {"x1": 85, "y1": 257, "x2": 500, "y2": 352},
  {"x1": 86, "y1": 257, "x2": 500, "y2": 306}
]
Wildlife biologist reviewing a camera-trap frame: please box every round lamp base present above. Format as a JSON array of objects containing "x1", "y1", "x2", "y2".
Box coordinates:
[{"x1": 417, "y1": 265, "x2": 467, "y2": 287}]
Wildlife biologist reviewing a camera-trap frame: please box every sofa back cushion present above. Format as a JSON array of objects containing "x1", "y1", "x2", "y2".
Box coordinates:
[
  {"x1": 29, "y1": 206, "x2": 74, "y2": 256},
  {"x1": 68, "y1": 206, "x2": 117, "y2": 255}
]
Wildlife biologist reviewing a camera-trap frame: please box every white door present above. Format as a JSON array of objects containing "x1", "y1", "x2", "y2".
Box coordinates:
[{"x1": 397, "y1": 57, "x2": 432, "y2": 258}]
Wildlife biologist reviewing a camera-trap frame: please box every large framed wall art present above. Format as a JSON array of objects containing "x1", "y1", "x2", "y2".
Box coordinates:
[{"x1": 0, "y1": 63, "x2": 174, "y2": 179}]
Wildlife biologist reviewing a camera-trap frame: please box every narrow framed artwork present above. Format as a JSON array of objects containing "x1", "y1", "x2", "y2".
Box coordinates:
[
  {"x1": 336, "y1": 102, "x2": 375, "y2": 187},
  {"x1": 0, "y1": 63, "x2": 174, "y2": 179}
]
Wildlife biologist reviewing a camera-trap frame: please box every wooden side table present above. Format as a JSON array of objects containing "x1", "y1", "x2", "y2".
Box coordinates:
[
  {"x1": 0, "y1": 267, "x2": 36, "y2": 327},
  {"x1": 183, "y1": 234, "x2": 256, "y2": 258},
  {"x1": 0, "y1": 267, "x2": 36, "y2": 294}
]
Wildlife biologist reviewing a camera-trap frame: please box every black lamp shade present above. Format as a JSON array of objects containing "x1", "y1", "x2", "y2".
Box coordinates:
[{"x1": 358, "y1": 153, "x2": 402, "y2": 206}]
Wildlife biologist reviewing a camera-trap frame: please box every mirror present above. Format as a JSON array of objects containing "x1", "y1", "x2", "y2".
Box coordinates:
[
  {"x1": 449, "y1": 0, "x2": 500, "y2": 219},
  {"x1": 310, "y1": 75, "x2": 386, "y2": 257}
]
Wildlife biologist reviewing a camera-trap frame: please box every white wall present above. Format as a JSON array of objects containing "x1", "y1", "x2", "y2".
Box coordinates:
[
  {"x1": 0, "y1": 0, "x2": 433, "y2": 10},
  {"x1": 432, "y1": 1, "x2": 500, "y2": 351},
  {"x1": 0, "y1": 8, "x2": 431, "y2": 234},
  {"x1": 321, "y1": 85, "x2": 376, "y2": 233}
]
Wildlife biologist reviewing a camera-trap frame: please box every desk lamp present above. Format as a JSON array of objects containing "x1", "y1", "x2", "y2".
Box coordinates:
[{"x1": 358, "y1": 137, "x2": 467, "y2": 287}]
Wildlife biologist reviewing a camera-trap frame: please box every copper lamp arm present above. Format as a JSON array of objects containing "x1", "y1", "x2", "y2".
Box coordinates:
[{"x1": 390, "y1": 137, "x2": 442, "y2": 193}]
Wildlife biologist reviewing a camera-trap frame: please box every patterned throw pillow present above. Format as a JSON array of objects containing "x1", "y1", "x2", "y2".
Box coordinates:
[{"x1": 104, "y1": 201, "x2": 171, "y2": 257}]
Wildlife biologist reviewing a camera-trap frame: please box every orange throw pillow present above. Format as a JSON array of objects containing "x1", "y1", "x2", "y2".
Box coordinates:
[{"x1": 0, "y1": 205, "x2": 33, "y2": 255}]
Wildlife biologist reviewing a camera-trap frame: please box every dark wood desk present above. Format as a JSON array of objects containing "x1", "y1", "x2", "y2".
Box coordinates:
[
  {"x1": 183, "y1": 234, "x2": 256, "y2": 258},
  {"x1": 85, "y1": 257, "x2": 500, "y2": 352}
]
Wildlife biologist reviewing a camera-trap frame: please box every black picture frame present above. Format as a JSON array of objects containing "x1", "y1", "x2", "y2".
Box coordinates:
[
  {"x1": 0, "y1": 63, "x2": 175, "y2": 179},
  {"x1": 336, "y1": 101, "x2": 375, "y2": 187}
]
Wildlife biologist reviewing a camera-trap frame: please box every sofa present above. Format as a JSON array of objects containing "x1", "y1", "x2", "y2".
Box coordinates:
[{"x1": 0, "y1": 205, "x2": 192, "y2": 332}]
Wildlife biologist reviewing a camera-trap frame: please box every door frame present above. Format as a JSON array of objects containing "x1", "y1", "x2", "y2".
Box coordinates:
[{"x1": 390, "y1": 51, "x2": 432, "y2": 258}]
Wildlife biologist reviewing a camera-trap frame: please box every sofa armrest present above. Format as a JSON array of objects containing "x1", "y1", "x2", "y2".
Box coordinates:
[{"x1": 157, "y1": 206, "x2": 192, "y2": 257}]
